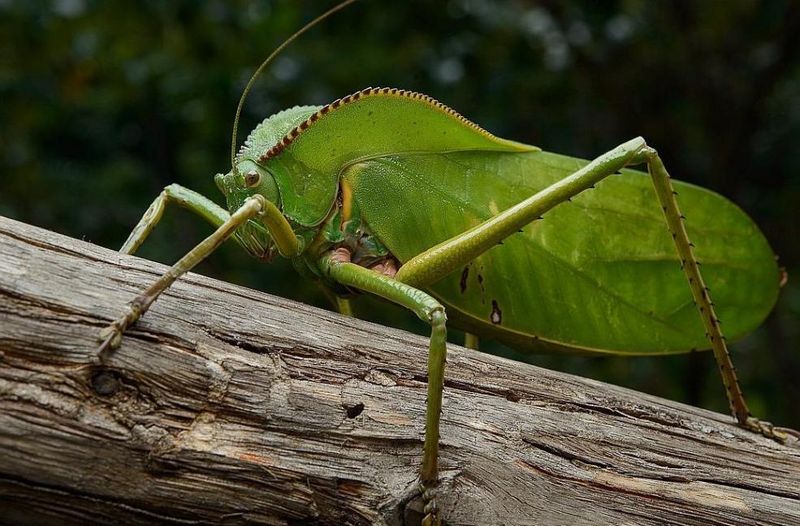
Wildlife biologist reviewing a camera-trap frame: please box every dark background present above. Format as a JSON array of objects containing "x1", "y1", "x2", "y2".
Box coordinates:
[{"x1": 2, "y1": 0, "x2": 798, "y2": 428}]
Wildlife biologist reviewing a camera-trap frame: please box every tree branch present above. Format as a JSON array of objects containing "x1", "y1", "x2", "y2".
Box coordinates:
[{"x1": 0, "y1": 215, "x2": 798, "y2": 526}]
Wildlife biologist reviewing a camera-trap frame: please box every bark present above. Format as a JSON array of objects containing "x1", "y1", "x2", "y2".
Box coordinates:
[{"x1": 0, "y1": 215, "x2": 798, "y2": 526}]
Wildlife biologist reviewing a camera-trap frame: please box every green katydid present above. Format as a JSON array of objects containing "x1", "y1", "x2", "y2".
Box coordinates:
[{"x1": 94, "y1": 1, "x2": 790, "y2": 524}]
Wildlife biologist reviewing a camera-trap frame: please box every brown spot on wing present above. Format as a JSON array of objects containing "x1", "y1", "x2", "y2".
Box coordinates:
[{"x1": 460, "y1": 265, "x2": 470, "y2": 294}]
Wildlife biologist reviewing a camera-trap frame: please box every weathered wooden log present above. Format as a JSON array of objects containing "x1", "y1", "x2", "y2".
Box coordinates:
[{"x1": 0, "y1": 215, "x2": 798, "y2": 526}]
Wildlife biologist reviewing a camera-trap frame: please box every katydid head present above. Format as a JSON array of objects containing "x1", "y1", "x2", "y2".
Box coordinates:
[
  {"x1": 214, "y1": 159, "x2": 279, "y2": 260},
  {"x1": 216, "y1": 105, "x2": 323, "y2": 260}
]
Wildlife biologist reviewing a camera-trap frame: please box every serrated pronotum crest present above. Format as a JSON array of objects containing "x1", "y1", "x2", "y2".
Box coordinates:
[{"x1": 257, "y1": 87, "x2": 498, "y2": 163}]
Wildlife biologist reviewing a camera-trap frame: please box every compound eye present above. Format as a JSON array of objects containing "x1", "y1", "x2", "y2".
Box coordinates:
[{"x1": 244, "y1": 170, "x2": 261, "y2": 188}]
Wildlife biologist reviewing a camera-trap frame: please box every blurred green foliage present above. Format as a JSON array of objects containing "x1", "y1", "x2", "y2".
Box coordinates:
[{"x1": 2, "y1": 0, "x2": 799, "y2": 427}]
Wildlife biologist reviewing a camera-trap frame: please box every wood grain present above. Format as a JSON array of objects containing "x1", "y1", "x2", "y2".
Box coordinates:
[{"x1": 0, "y1": 215, "x2": 798, "y2": 525}]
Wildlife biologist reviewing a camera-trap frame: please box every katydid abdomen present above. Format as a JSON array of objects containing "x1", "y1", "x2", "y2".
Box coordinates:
[{"x1": 344, "y1": 150, "x2": 779, "y2": 355}]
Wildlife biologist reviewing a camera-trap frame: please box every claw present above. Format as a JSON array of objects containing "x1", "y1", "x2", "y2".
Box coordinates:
[
  {"x1": 774, "y1": 426, "x2": 800, "y2": 441},
  {"x1": 95, "y1": 301, "x2": 142, "y2": 363},
  {"x1": 419, "y1": 481, "x2": 441, "y2": 526},
  {"x1": 95, "y1": 323, "x2": 123, "y2": 364},
  {"x1": 743, "y1": 416, "x2": 789, "y2": 443}
]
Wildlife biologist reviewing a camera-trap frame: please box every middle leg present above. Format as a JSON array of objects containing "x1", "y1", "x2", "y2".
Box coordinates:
[{"x1": 319, "y1": 251, "x2": 447, "y2": 526}]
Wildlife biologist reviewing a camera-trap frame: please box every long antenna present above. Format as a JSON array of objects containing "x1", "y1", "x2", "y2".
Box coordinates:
[{"x1": 230, "y1": 0, "x2": 359, "y2": 175}]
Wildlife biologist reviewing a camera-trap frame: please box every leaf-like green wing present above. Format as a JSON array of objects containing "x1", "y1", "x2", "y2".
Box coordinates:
[{"x1": 344, "y1": 150, "x2": 780, "y2": 354}]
